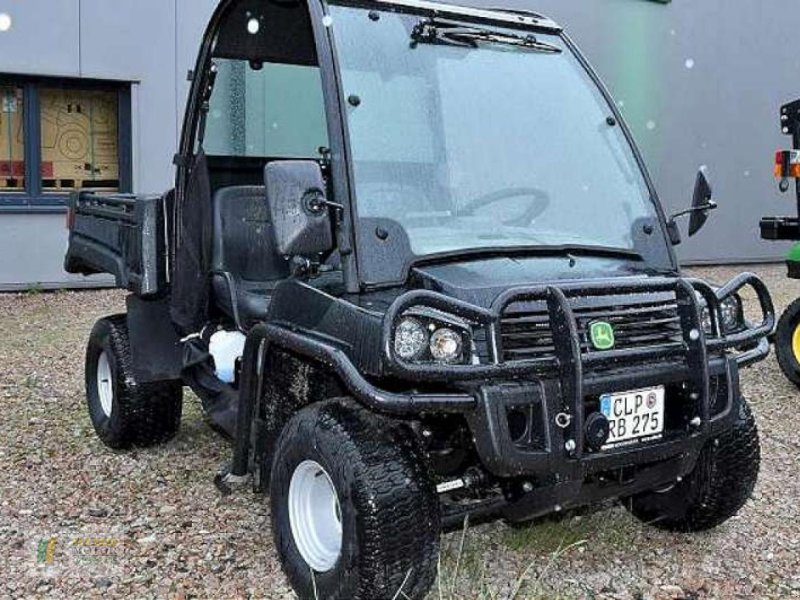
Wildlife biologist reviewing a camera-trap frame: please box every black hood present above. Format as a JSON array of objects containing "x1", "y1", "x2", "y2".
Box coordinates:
[{"x1": 409, "y1": 255, "x2": 670, "y2": 308}]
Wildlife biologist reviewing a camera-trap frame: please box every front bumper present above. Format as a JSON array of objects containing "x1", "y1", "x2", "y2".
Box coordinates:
[
  {"x1": 491, "y1": 353, "x2": 754, "y2": 523},
  {"x1": 468, "y1": 353, "x2": 744, "y2": 479}
]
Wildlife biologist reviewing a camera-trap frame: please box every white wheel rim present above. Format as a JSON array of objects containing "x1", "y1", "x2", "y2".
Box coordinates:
[
  {"x1": 288, "y1": 460, "x2": 342, "y2": 572},
  {"x1": 97, "y1": 351, "x2": 114, "y2": 418}
]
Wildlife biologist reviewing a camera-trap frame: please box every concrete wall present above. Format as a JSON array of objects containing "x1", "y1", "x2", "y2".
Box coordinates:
[{"x1": 0, "y1": 0, "x2": 794, "y2": 289}]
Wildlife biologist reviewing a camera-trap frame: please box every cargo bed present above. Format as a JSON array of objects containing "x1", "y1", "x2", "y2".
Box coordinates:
[{"x1": 64, "y1": 190, "x2": 171, "y2": 297}]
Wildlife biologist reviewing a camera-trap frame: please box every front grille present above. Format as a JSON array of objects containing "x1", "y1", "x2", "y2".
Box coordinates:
[{"x1": 500, "y1": 298, "x2": 683, "y2": 363}]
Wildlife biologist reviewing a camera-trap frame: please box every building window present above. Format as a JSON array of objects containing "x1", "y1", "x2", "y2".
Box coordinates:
[
  {"x1": 40, "y1": 88, "x2": 121, "y2": 192},
  {"x1": 0, "y1": 77, "x2": 132, "y2": 209},
  {"x1": 0, "y1": 86, "x2": 25, "y2": 193}
]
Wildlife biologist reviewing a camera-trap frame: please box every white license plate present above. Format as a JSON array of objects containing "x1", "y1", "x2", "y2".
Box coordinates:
[{"x1": 600, "y1": 386, "x2": 665, "y2": 448}]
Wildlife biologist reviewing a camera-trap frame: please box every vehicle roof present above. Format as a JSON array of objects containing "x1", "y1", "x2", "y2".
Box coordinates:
[{"x1": 336, "y1": 0, "x2": 562, "y2": 33}]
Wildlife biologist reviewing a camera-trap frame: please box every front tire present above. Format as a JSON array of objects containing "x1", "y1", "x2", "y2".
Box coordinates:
[
  {"x1": 775, "y1": 298, "x2": 800, "y2": 386},
  {"x1": 86, "y1": 315, "x2": 183, "y2": 449},
  {"x1": 625, "y1": 400, "x2": 760, "y2": 532},
  {"x1": 270, "y1": 400, "x2": 440, "y2": 600}
]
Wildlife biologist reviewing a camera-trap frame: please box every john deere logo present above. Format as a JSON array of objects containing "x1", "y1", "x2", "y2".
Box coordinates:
[{"x1": 589, "y1": 321, "x2": 615, "y2": 350}]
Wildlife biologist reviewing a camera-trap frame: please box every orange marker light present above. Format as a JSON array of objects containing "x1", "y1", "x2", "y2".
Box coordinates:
[{"x1": 775, "y1": 150, "x2": 800, "y2": 178}]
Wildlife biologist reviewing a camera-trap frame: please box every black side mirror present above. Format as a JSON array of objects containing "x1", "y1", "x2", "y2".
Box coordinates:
[
  {"x1": 688, "y1": 166, "x2": 715, "y2": 236},
  {"x1": 265, "y1": 160, "x2": 334, "y2": 259},
  {"x1": 668, "y1": 166, "x2": 718, "y2": 242}
]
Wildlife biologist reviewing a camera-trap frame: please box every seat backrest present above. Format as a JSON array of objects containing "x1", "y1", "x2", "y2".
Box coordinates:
[{"x1": 211, "y1": 186, "x2": 290, "y2": 282}]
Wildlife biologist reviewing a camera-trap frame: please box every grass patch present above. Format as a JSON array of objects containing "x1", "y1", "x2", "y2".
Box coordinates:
[
  {"x1": 504, "y1": 508, "x2": 640, "y2": 556},
  {"x1": 433, "y1": 517, "x2": 587, "y2": 600},
  {"x1": 24, "y1": 283, "x2": 44, "y2": 296},
  {"x1": 504, "y1": 515, "x2": 589, "y2": 555},
  {"x1": 23, "y1": 372, "x2": 40, "y2": 389}
]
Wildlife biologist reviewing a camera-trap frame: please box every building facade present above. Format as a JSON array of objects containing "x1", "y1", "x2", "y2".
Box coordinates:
[{"x1": 0, "y1": 0, "x2": 795, "y2": 290}]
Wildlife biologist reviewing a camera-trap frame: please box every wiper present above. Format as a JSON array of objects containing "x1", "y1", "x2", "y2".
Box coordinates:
[
  {"x1": 410, "y1": 244, "x2": 644, "y2": 269},
  {"x1": 410, "y1": 18, "x2": 562, "y2": 53}
]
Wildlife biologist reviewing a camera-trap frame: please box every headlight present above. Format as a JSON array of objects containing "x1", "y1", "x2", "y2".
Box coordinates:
[
  {"x1": 719, "y1": 295, "x2": 741, "y2": 332},
  {"x1": 700, "y1": 295, "x2": 742, "y2": 335},
  {"x1": 392, "y1": 309, "x2": 473, "y2": 365},
  {"x1": 429, "y1": 328, "x2": 463, "y2": 363},
  {"x1": 394, "y1": 318, "x2": 429, "y2": 360}
]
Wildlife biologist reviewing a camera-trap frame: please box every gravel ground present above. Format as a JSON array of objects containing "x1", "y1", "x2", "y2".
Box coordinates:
[{"x1": 1, "y1": 264, "x2": 799, "y2": 599}]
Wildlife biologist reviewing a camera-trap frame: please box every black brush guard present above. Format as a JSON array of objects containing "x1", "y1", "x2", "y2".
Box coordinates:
[
  {"x1": 383, "y1": 273, "x2": 774, "y2": 380},
  {"x1": 233, "y1": 273, "x2": 773, "y2": 480},
  {"x1": 380, "y1": 273, "x2": 774, "y2": 477}
]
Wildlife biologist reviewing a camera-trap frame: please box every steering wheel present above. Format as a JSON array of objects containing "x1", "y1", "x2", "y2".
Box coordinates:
[{"x1": 460, "y1": 187, "x2": 550, "y2": 226}]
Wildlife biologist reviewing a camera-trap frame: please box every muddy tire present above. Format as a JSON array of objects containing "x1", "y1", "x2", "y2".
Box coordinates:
[
  {"x1": 270, "y1": 400, "x2": 440, "y2": 600},
  {"x1": 85, "y1": 315, "x2": 183, "y2": 449},
  {"x1": 775, "y1": 298, "x2": 800, "y2": 386},
  {"x1": 625, "y1": 399, "x2": 760, "y2": 532}
]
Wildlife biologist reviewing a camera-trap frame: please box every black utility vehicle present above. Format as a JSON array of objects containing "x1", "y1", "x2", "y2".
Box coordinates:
[{"x1": 66, "y1": 1, "x2": 775, "y2": 598}]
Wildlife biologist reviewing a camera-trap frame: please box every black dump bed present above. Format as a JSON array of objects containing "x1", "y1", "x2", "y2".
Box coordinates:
[{"x1": 64, "y1": 191, "x2": 171, "y2": 297}]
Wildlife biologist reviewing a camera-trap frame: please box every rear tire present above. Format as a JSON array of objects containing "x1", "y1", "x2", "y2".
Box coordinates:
[
  {"x1": 624, "y1": 399, "x2": 760, "y2": 532},
  {"x1": 270, "y1": 400, "x2": 440, "y2": 600},
  {"x1": 86, "y1": 315, "x2": 183, "y2": 449},
  {"x1": 775, "y1": 298, "x2": 800, "y2": 386}
]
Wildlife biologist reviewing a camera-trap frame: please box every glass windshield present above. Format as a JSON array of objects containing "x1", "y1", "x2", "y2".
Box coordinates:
[{"x1": 329, "y1": 5, "x2": 668, "y2": 285}]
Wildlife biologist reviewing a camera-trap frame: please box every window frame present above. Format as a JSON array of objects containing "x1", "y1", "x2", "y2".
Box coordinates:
[{"x1": 0, "y1": 75, "x2": 132, "y2": 211}]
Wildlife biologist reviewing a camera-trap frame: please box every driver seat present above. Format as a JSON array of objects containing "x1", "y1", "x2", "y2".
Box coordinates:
[{"x1": 210, "y1": 185, "x2": 290, "y2": 328}]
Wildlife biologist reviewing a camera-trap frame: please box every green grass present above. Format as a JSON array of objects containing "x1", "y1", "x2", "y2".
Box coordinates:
[
  {"x1": 431, "y1": 515, "x2": 592, "y2": 600},
  {"x1": 24, "y1": 283, "x2": 44, "y2": 296},
  {"x1": 425, "y1": 507, "x2": 647, "y2": 599},
  {"x1": 504, "y1": 516, "x2": 589, "y2": 555},
  {"x1": 505, "y1": 511, "x2": 636, "y2": 554}
]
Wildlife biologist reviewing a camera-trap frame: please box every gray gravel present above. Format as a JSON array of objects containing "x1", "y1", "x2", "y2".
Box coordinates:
[{"x1": 1, "y1": 265, "x2": 799, "y2": 599}]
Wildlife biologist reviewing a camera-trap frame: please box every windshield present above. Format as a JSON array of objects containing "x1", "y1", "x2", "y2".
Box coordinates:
[{"x1": 329, "y1": 5, "x2": 670, "y2": 285}]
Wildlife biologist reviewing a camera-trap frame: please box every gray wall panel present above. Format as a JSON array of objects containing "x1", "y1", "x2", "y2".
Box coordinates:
[
  {"x1": 0, "y1": 214, "x2": 112, "y2": 290},
  {"x1": 79, "y1": 0, "x2": 177, "y2": 193},
  {"x1": 1, "y1": 0, "x2": 796, "y2": 289},
  {"x1": 0, "y1": 0, "x2": 80, "y2": 77}
]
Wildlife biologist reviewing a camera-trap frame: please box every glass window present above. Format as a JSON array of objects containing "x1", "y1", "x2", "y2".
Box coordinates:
[
  {"x1": 330, "y1": 5, "x2": 666, "y2": 284},
  {"x1": 204, "y1": 59, "x2": 328, "y2": 158},
  {"x1": 40, "y1": 88, "x2": 120, "y2": 192},
  {"x1": 0, "y1": 79, "x2": 129, "y2": 207},
  {"x1": 343, "y1": 70, "x2": 435, "y2": 164},
  {"x1": 0, "y1": 86, "x2": 25, "y2": 192}
]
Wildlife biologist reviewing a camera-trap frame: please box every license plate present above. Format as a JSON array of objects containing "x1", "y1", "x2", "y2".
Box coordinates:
[{"x1": 600, "y1": 386, "x2": 665, "y2": 448}]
